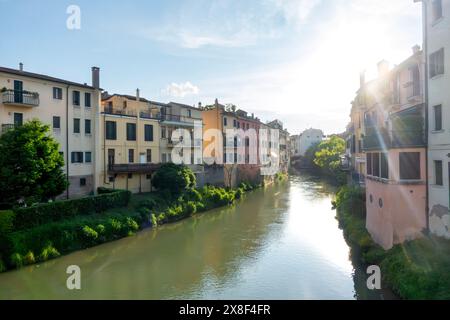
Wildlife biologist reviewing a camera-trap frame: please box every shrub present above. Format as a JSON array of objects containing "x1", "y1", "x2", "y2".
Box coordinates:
[
  {"x1": 97, "y1": 187, "x2": 116, "y2": 194},
  {"x1": 81, "y1": 226, "x2": 98, "y2": 245},
  {"x1": 184, "y1": 201, "x2": 197, "y2": 216},
  {"x1": 152, "y1": 163, "x2": 196, "y2": 195},
  {"x1": 10, "y1": 253, "x2": 23, "y2": 268},
  {"x1": 150, "y1": 214, "x2": 158, "y2": 227},
  {"x1": 38, "y1": 245, "x2": 60, "y2": 262},
  {"x1": 0, "y1": 259, "x2": 6, "y2": 273},
  {"x1": 23, "y1": 251, "x2": 36, "y2": 265},
  {"x1": 13, "y1": 190, "x2": 131, "y2": 231}
]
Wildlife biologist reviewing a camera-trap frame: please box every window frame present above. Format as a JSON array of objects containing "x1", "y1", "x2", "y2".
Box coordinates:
[{"x1": 73, "y1": 118, "x2": 80, "y2": 134}]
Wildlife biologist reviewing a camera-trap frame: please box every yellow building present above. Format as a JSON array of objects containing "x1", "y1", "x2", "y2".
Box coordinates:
[{"x1": 98, "y1": 91, "x2": 161, "y2": 193}]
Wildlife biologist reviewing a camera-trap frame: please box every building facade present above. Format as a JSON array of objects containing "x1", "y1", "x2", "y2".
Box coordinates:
[
  {"x1": 297, "y1": 128, "x2": 324, "y2": 157},
  {"x1": 421, "y1": 0, "x2": 450, "y2": 239},
  {"x1": 99, "y1": 92, "x2": 161, "y2": 193},
  {"x1": 363, "y1": 51, "x2": 427, "y2": 249},
  {"x1": 0, "y1": 65, "x2": 101, "y2": 198}
]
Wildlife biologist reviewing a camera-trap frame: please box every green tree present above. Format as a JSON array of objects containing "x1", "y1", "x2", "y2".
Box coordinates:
[
  {"x1": 313, "y1": 136, "x2": 346, "y2": 184},
  {"x1": 152, "y1": 163, "x2": 196, "y2": 195},
  {"x1": 0, "y1": 120, "x2": 67, "y2": 206}
]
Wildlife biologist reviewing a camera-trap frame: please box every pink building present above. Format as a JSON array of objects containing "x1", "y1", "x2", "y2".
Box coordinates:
[{"x1": 363, "y1": 48, "x2": 427, "y2": 249}]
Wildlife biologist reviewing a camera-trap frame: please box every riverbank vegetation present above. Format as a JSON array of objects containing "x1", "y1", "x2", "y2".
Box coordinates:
[
  {"x1": 0, "y1": 164, "x2": 261, "y2": 273},
  {"x1": 333, "y1": 185, "x2": 450, "y2": 300},
  {"x1": 300, "y1": 136, "x2": 346, "y2": 185}
]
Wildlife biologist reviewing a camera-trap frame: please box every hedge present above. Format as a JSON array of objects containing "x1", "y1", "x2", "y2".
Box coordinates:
[{"x1": 12, "y1": 190, "x2": 131, "y2": 231}]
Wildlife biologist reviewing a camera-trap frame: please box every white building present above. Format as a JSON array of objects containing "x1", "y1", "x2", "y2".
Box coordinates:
[
  {"x1": 297, "y1": 128, "x2": 324, "y2": 157},
  {"x1": 0, "y1": 64, "x2": 102, "y2": 198},
  {"x1": 420, "y1": 0, "x2": 450, "y2": 238}
]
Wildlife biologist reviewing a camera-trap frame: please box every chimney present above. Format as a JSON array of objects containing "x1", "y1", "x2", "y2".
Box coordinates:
[
  {"x1": 377, "y1": 60, "x2": 389, "y2": 77},
  {"x1": 359, "y1": 70, "x2": 366, "y2": 88},
  {"x1": 19, "y1": 63, "x2": 23, "y2": 71},
  {"x1": 412, "y1": 44, "x2": 420, "y2": 55},
  {"x1": 136, "y1": 88, "x2": 140, "y2": 101},
  {"x1": 91, "y1": 66, "x2": 100, "y2": 89},
  {"x1": 198, "y1": 102, "x2": 202, "y2": 109}
]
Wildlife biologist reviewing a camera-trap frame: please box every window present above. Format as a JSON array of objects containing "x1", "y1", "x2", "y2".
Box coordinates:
[
  {"x1": 188, "y1": 109, "x2": 192, "y2": 118},
  {"x1": 53, "y1": 87, "x2": 62, "y2": 100},
  {"x1": 233, "y1": 119, "x2": 237, "y2": 128},
  {"x1": 14, "y1": 113, "x2": 23, "y2": 126},
  {"x1": 224, "y1": 117, "x2": 228, "y2": 126},
  {"x1": 144, "y1": 124, "x2": 154, "y2": 141},
  {"x1": 435, "y1": 160, "x2": 443, "y2": 186},
  {"x1": 146, "y1": 149, "x2": 152, "y2": 163},
  {"x1": 380, "y1": 153, "x2": 389, "y2": 179},
  {"x1": 72, "y1": 91, "x2": 80, "y2": 106},
  {"x1": 109, "y1": 176, "x2": 115, "y2": 183},
  {"x1": 146, "y1": 174, "x2": 152, "y2": 180},
  {"x1": 128, "y1": 173, "x2": 133, "y2": 179},
  {"x1": 434, "y1": 105, "x2": 442, "y2": 131},
  {"x1": 85, "y1": 119, "x2": 91, "y2": 134},
  {"x1": 85, "y1": 152, "x2": 92, "y2": 163},
  {"x1": 161, "y1": 126, "x2": 166, "y2": 139},
  {"x1": 128, "y1": 149, "x2": 134, "y2": 163},
  {"x1": 430, "y1": 48, "x2": 445, "y2": 78},
  {"x1": 71, "y1": 152, "x2": 83, "y2": 163},
  {"x1": 432, "y1": 0, "x2": 443, "y2": 22},
  {"x1": 85, "y1": 93, "x2": 91, "y2": 107},
  {"x1": 372, "y1": 153, "x2": 380, "y2": 177},
  {"x1": 367, "y1": 153, "x2": 373, "y2": 176},
  {"x1": 410, "y1": 65, "x2": 420, "y2": 97},
  {"x1": 105, "y1": 121, "x2": 117, "y2": 140},
  {"x1": 237, "y1": 122, "x2": 240, "y2": 129},
  {"x1": 162, "y1": 153, "x2": 167, "y2": 163},
  {"x1": 399, "y1": 152, "x2": 421, "y2": 180},
  {"x1": 73, "y1": 118, "x2": 80, "y2": 134},
  {"x1": 126, "y1": 123, "x2": 136, "y2": 141},
  {"x1": 80, "y1": 178, "x2": 86, "y2": 187},
  {"x1": 53, "y1": 116, "x2": 61, "y2": 129}
]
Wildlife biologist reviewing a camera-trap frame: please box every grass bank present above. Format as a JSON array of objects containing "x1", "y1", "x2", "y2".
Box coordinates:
[
  {"x1": 333, "y1": 185, "x2": 450, "y2": 300},
  {"x1": 0, "y1": 183, "x2": 261, "y2": 273}
]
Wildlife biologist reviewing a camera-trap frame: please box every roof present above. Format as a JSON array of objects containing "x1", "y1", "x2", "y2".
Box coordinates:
[
  {"x1": 102, "y1": 93, "x2": 152, "y2": 103},
  {"x1": 168, "y1": 102, "x2": 201, "y2": 111},
  {"x1": 0, "y1": 66, "x2": 99, "y2": 90}
]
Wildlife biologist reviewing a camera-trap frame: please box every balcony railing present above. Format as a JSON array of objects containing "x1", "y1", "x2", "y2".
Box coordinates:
[
  {"x1": 1, "y1": 124, "x2": 15, "y2": 133},
  {"x1": 363, "y1": 127, "x2": 425, "y2": 150},
  {"x1": 140, "y1": 111, "x2": 161, "y2": 120},
  {"x1": 104, "y1": 106, "x2": 137, "y2": 117},
  {"x1": 1, "y1": 90, "x2": 39, "y2": 107},
  {"x1": 108, "y1": 163, "x2": 161, "y2": 174}
]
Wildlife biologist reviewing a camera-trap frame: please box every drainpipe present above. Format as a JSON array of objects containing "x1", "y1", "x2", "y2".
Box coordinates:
[
  {"x1": 66, "y1": 85, "x2": 70, "y2": 200},
  {"x1": 423, "y1": 1, "x2": 430, "y2": 233}
]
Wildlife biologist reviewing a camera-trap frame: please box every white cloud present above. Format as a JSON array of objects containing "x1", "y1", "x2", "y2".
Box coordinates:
[
  {"x1": 140, "y1": 0, "x2": 322, "y2": 49},
  {"x1": 163, "y1": 82, "x2": 200, "y2": 98}
]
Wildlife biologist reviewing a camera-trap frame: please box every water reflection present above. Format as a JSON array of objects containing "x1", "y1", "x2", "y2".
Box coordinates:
[{"x1": 0, "y1": 174, "x2": 394, "y2": 300}]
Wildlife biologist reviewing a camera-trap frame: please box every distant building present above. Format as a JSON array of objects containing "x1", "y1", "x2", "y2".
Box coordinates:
[{"x1": 297, "y1": 128, "x2": 324, "y2": 157}]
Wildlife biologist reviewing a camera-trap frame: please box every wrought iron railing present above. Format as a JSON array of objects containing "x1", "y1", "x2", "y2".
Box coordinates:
[{"x1": 1, "y1": 89, "x2": 39, "y2": 106}]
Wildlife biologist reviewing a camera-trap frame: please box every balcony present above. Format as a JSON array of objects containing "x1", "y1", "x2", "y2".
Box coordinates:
[
  {"x1": 108, "y1": 163, "x2": 161, "y2": 174},
  {"x1": 104, "y1": 106, "x2": 137, "y2": 117},
  {"x1": 140, "y1": 111, "x2": 161, "y2": 120},
  {"x1": 363, "y1": 127, "x2": 390, "y2": 151},
  {"x1": 161, "y1": 114, "x2": 197, "y2": 127},
  {"x1": 1, "y1": 124, "x2": 15, "y2": 134},
  {"x1": 1, "y1": 89, "x2": 39, "y2": 107}
]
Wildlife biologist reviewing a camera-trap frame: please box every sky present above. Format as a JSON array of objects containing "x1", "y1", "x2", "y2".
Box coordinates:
[{"x1": 0, "y1": 0, "x2": 422, "y2": 135}]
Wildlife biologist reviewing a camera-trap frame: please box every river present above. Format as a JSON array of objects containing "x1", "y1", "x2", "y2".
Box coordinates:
[{"x1": 0, "y1": 174, "x2": 396, "y2": 300}]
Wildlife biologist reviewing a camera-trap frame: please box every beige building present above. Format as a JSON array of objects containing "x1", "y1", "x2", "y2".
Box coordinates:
[
  {"x1": 99, "y1": 92, "x2": 161, "y2": 193},
  {"x1": 0, "y1": 64, "x2": 101, "y2": 198}
]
